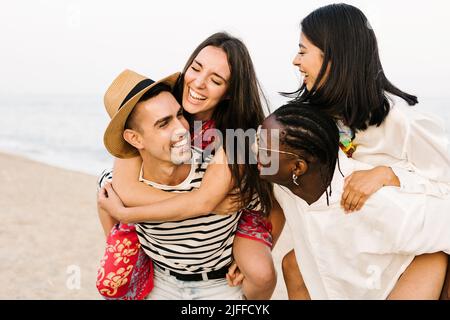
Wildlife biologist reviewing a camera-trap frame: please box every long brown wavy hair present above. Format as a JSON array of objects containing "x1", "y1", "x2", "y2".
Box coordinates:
[{"x1": 174, "y1": 32, "x2": 274, "y2": 215}]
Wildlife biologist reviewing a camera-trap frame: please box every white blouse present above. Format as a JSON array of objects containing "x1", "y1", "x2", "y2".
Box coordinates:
[
  {"x1": 276, "y1": 96, "x2": 450, "y2": 299},
  {"x1": 352, "y1": 94, "x2": 450, "y2": 196},
  {"x1": 275, "y1": 152, "x2": 450, "y2": 299}
]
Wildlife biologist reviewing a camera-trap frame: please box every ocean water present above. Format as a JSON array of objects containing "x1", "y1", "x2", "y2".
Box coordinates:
[
  {"x1": 0, "y1": 94, "x2": 448, "y2": 176},
  {"x1": 0, "y1": 94, "x2": 113, "y2": 176}
]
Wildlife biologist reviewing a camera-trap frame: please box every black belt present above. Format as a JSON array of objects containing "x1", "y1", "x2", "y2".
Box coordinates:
[{"x1": 161, "y1": 265, "x2": 229, "y2": 282}]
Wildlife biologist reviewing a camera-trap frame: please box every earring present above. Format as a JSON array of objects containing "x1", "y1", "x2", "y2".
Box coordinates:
[{"x1": 292, "y1": 173, "x2": 300, "y2": 186}]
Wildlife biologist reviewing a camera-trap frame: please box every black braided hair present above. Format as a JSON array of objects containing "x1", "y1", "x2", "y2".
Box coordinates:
[{"x1": 272, "y1": 102, "x2": 341, "y2": 190}]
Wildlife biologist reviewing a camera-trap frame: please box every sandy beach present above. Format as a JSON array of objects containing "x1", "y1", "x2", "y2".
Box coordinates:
[{"x1": 0, "y1": 152, "x2": 292, "y2": 300}]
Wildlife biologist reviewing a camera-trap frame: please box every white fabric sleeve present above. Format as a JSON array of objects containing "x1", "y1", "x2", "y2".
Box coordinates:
[
  {"x1": 391, "y1": 111, "x2": 450, "y2": 197},
  {"x1": 391, "y1": 166, "x2": 450, "y2": 197},
  {"x1": 391, "y1": 196, "x2": 450, "y2": 255}
]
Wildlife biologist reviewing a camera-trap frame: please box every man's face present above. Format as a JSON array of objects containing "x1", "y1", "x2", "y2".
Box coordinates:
[{"x1": 134, "y1": 91, "x2": 191, "y2": 164}]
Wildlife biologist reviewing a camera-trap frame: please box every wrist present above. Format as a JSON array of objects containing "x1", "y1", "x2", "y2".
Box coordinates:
[
  {"x1": 117, "y1": 206, "x2": 130, "y2": 223},
  {"x1": 380, "y1": 166, "x2": 400, "y2": 187}
]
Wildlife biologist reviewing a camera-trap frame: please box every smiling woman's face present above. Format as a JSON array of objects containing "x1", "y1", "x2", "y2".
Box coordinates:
[
  {"x1": 292, "y1": 32, "x2": 326, "y2": 91},
  {"x1": 182, "y1": 45, "x2": 231, "y2": 121}
]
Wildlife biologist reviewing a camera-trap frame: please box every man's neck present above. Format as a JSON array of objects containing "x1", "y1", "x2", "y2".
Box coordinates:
[
  {"x1": 289, "y1": 153, "x2": 350, "y2": 205},
  {"x1": 289, "y1": 168, "x2": 330, "y2": 206},
  {"x1": 140, "y1": 152, "x2": 191, "y2": 186}
]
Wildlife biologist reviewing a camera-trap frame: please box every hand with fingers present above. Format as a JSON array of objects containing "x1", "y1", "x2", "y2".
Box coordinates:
[
  {"x1": 212, "y1": 191, "x2": 242, "y2": 215},
  {"x1": 97, "y1": 182, "x2": 126, "y2": 221},
  {"x1": 226, "y1": 261, "x2": 245, "y2": 287},
  {"x1": 341, "y1": 166, "x2": 400, "y2": 213}
]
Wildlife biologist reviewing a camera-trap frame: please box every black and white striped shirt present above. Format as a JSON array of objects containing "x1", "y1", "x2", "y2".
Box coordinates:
[
  {"x1": 135, "y1": 147, "x2": 259, "y2": 275},
  {"x1": 97, "y1": 147, "x2": 261, "y2": 275}
]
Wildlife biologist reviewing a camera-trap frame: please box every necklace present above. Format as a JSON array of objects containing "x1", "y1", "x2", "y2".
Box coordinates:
[{"x1": 337, "y1": 120, "x2": 356, "y2": 157}]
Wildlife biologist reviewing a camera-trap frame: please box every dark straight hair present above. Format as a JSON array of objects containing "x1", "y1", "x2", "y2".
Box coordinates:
[
  {"x1": 173, "y1": 32, "x2": 274, "y2": 214},
  {"x1": 285, "y1": 3, "x2": 418, "y2": 132}
]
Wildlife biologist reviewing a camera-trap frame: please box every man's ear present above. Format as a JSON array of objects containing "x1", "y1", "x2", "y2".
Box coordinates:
[
  {"x1": 123, "y1": 129, "x2": 144, "y2": 150},
  {"x1": 293, "y1": 158, "x2": 308, "y2": 178}
]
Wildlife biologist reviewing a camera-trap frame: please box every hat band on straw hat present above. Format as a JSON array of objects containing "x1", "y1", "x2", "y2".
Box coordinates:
[
  {"x1": 103, "y1": 70, "x2": 180, "y2": 158},
  {"x1": 119, "y1": 78, "x2": 155, "y2": 110}
]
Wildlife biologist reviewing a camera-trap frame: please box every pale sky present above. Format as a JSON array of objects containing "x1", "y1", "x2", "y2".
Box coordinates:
[{"x1": 1, "y1": 0, "x2": 449, "y2": 102}]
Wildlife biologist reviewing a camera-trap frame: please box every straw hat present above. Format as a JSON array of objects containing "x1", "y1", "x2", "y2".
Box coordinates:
[{"x1": 103, "y1": 70, "x2": 180, "y2": 158}]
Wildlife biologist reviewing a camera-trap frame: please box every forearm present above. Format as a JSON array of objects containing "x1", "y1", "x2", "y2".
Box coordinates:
[
  {"x1": 112, "y1": 157, "x2": 177, "y2": 206},
  {"x1": 113, "y1": 148, "x2": 232, "y2": 223},
  {"x1": 115, "y1": 179, "x2": 178, "y2": 206},
  {"x1": 118, "y1": 189, "x2": 217, "y2": 223},
  {"x1": 97, "y1": 206, "x2": 118, "y2": 238}
]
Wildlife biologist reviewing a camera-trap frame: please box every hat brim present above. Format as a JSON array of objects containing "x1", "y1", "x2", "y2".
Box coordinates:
[{"x1": 104, "y1": 72, "x2": 181, "y2": 159}]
